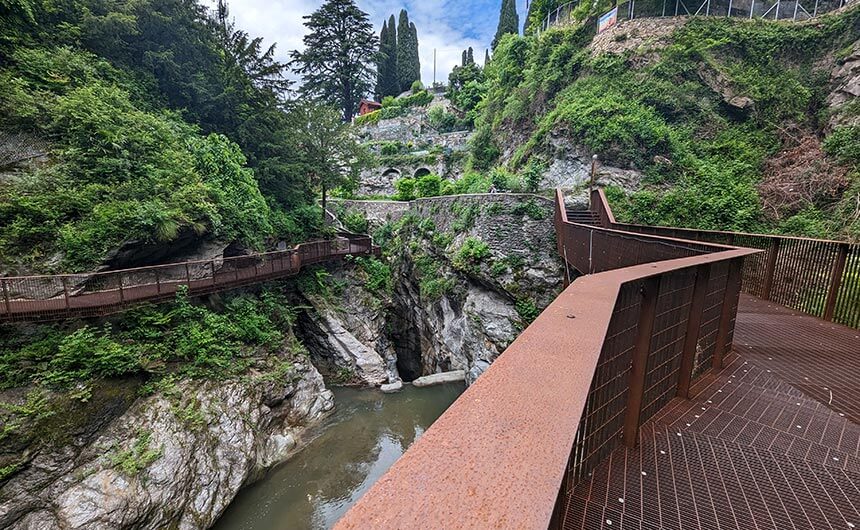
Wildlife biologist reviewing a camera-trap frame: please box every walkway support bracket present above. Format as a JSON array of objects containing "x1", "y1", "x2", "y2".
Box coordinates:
[{"x1": 623, "y1": 275, "x2": 661, "y2": 448}]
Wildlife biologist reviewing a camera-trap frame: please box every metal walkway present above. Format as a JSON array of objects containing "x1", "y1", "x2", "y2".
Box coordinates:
[
  {"x1": 558, "y1": 293, "x2": 860, "y2": 529},
  {"x1": 0, "y1": 235, "x2": 377, "y2": 322}
]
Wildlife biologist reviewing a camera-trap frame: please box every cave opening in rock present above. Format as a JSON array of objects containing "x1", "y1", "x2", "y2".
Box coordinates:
[{"x1": 387, "y1": 307, "x2": 423, "y2": 382}]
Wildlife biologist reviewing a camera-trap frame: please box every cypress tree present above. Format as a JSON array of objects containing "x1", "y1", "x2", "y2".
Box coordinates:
[
  {"x1": 492, "y1": 0, "x2": 519, "y2": 49},
  {"x1": 466, "y1": 47, "x2": 474, "y2": 65},
  {"x1": 375, "y1": 16, "x2": 399, "y2": 98},
  {"x1": 484, "y1": 49, "x2": 490, "y2": 66},
  {"x1": 396, "y1": 10, "x2": 421, "y2": 92}
]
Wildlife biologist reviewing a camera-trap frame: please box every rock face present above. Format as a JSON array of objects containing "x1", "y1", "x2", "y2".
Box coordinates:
[
  {"x1": 0, "y1": 362, "x2": 333, "y2": 530},
  {"x1": 541, "y1": 135, "x2": 644, "y2": 194},
  {"x1": 826, "y1": 40, "x2": 860, "y2": 130},
  {"x1": 296, "y1": 264, "x2": 399, "y2": 386},
  {"x1": 332, "y1": 194, "x2": 564, "y2": 383}
]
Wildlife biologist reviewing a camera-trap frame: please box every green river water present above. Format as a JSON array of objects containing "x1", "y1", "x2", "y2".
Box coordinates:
[{"x1": 212, "y1": 383, "x2": 465, "y2": 530}]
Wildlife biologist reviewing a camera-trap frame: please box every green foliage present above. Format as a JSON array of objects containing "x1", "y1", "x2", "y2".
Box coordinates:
[
  {"x1": 414, "y1": 253, "x2": 454, "y2": 299},
  {"x1": 375, "y1": 15, "x2": 399, "y2": 99},
  {"x1": 0, "y1": 288, "x2": 295, "y2": 390},
  {"x1": 342, "y1": 210, "x2": 369, "y2": 233},
  {"x1": 291, "y1": 0, "x2": 378, "y2": 120},
  {"x1": 824, "y1": 125, "x2": 860, "y2": 168},
  {"x1": 428, "y1": 107, "x2": 471, "y2": 132},
  {"x1": 0, "y1": 46, "x2": 286, "y2": 271},
  {"x1": 521, "y1": 158, "x2": 546, "y2": 192},
  {"x1": 354, "y1": 109, "x2": 381, "y2": 126},
  {"x1": 451, "y1": 203, "x2": 481, "y2": 232},
  {"x1": 355, "y1": 256, "x2": 392, "y2": 294},
  {"x1": 512, "y1": 199, "x2": 548, "y2": 220},
  {"x1": 493, "y1": 0, "x2": 520, "y2": 50},
  {"x1": 109, "y1": 429, "x2": 162, "y2": 476},
  {"x1": 396, "y1": 10, "x2": 421, "y2": 92},
  {"x1": 415, "y1": 174, "x2": 443, "y2": 197},
  {"x1": 452, "y1": 237, "x2": 490, "y2": 272},
  {"x1": 394, "y1": 177, "x2": 416, "y2": 201},
  {"x1": 515, "y1": 298, "x2": 540, "y2": 325}
]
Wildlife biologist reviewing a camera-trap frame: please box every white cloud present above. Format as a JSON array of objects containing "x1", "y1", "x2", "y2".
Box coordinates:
[{"x1": 213, "y1": 0, "x2": 529, "y2": 90}]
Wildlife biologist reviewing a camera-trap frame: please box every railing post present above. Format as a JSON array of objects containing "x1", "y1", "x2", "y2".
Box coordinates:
[
  {"x1": 118, "y1": 273, "x2": 125, "y2": 303},
  {"x1": 677, "y1": 264, "x2": 710, "y2": 399},
  {"x1": 713, "y1": 258, "x2": 743, "y2": 370},
  {"x1": 823, "y1": 243, "x2": 849, "y2": 322},
  {"x1": 761, "y1": 237, "x2": 780, "y2": 300},
  {"x1": 2, "y1": 279, "x2": 11, "y2": 314},
  {"x1": 61, "y1": 276, "x2": 70, "y2": 309},
  {"x1": 210, "y1": 260, "x2": 216, "y2": 285},
  {"x1": 185, "y1": 263, "x2": 191, "y2": 288},
  {"x1": 155, "y1": 268, "x2": 161, "y2": 294},
  {"x1": 623, "y1": 275, "x2": 661, "y2": 448}
]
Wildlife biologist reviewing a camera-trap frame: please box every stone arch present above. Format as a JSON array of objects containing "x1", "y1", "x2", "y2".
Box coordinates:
[
  {"x1": 413, "y1": 167, "x2": 432, "y2": 178},
  {"x1": 382, "y1": 168, "x2": 401, "y2": 180}
]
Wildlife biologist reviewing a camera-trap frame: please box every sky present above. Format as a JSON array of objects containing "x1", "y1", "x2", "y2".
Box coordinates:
[{"x1": 212, "y1": 0, "x2": 529, "y2": 88}]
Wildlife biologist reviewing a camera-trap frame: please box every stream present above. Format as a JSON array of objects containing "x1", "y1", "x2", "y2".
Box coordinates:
[{"x1": 212, "y1": 383, "x2": 465, "y2": 530}]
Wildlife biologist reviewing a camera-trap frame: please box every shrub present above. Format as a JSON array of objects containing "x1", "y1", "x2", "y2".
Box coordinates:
[
  {"x1": 515, "y1": 298, "x2": 540, "y2": 325},
  {"x1": 453, "y1": 237, "x2": 490, "y2": 272},
  {"x1": 394, "y1": 177, "x2": 416, "y2": 201},
  {"x1": 411, "y1": 80, "x2": 424, "y2": 93},
  {"x1": 356, "y1": 257, "x2": 392, "y2": 295},
  {"x1": 415, "y1": 174, "x2": 443, "y2": 197},
  {"x1": 342, "y1": 210, "x2": 369, "y2": 233}
]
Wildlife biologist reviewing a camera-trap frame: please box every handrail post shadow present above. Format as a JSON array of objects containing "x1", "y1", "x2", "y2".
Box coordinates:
[
  {"x1": 823, "y1": 243, "x2": 848, "y2": 321},
  {"x1": 623, "y1": 275, "x2": 661, "y2": 448},
  {"x1": 713, "y1": 258, "x2": 743, "y2": 369},
  {"x1": 677, "y1": 264, "x2": 711, "y2": 399}
]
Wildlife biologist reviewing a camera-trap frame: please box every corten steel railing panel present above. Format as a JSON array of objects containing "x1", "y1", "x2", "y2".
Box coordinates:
[
  {"x1": 0, "y1": 236, "x2": 375, "y2": 322},
  {"x1": 590, "y1": 188, "x2": 860, "y2": 329},
  {"x1": 336, "y1": 191, "x2": 757, "y2": 530}
]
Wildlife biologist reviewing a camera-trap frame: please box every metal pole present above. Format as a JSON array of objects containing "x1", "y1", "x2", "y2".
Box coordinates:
[
  {"x1": 662, "y1": 0, "x2": 667, "y2": 16},
  {"x1": 793, "y1": 0, "x2": 799, "y2": 20},
  {"x1": 823, "y1": 244, "x2": 849, "y2": 321},
  {"x1": 61, "y1": 276, "x2": 70, "y2": 309},
  {"x1": 677, "y1": 264, "x2": 711, "y2": 399},
  {"x1": 813, "y1": 0, "x2": 819, "y2": 16},
  {"x1": 433, "y1": 48, "x2": 436, "y2": 86},
  {"x1": 775, "y1": 0, "x2": 780, "y2": 19},
  {"x1": 727, "y1": 0, "x2": 733, "y2": 16},
  {"x1": 118, "y1": 273, "x2": 125, "y2": 303},
  {"x1": 623, "y1": 275, "x2": 661, "y2": 448},
  {"x1": 706, "y1": 0, "x2": 711, "y2": 15},
  {"x1": 185, "y1": 262, "x2": 191, "y2": 286},
  {"x1": 750, "y1": 0, "x2": 755, "y2": 18},
  {"x1": 1, "y1": 279, "x2": 10, "y2": 314},
  {"x1": 713, "y1": 259, "x2": 743, "y2": 370},
  {"x1": 589, "y1": 155, "x2": 598, "y2": 209},
  {"x1": 761, "y1": 237, "x2": 780, "y2": 300},
  {"x1": 155, "y1": 268, "x2": 161, "y2": 294}
]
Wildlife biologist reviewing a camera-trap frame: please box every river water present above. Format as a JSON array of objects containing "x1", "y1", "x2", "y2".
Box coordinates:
[{"x1": 212, "y1": 383, "x2": 465, "y2": 530}]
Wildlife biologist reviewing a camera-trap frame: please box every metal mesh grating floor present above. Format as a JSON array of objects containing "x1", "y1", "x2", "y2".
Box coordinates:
[{"x1": 560, "y1": 295, "x2": 860, "y2": 530}]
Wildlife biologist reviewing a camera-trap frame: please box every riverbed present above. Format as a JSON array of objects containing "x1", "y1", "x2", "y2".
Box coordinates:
[{"x1": 212, "y1": 383, "x2": 465, "y2": 530}]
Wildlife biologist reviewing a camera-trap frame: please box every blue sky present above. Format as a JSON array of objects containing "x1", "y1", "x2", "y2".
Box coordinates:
[{"x1": 216, "y1": 0, "x2": 529, "y2": 86}]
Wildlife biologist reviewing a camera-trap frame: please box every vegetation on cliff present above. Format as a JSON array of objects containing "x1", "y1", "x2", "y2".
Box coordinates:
[{"x1": 472, "y1": 8, "x2": 860, "y2": 239}]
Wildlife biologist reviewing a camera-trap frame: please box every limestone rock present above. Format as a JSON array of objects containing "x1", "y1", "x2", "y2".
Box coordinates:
[
  {"x1": 0, "y1": 363, "x2": 333, "y2": 530},
  {"x1": 412, "y1": 370, "x2": 466, "y2": 387},
  {"x1": 380, "y1": 381, "x2": 403, "y2": 393}
]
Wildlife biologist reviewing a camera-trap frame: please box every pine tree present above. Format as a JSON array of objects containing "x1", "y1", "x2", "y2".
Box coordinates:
[
  {"x1": 492, "y1": 0, "x2": 519, "y2": 49},
  {"x1": 291, "y1": 0, "x2": 378, "y2": 121},
  {"x1": 375, "y1": 18, "x2": 398, "y2": 99},
  {"x1": 466, "y1": 47, "x2": 474, "y2": 65},
  {"x1": 396, "y1": 10, "x2": 420, "y2": 92},
  {"x1": 484, "y1": 49, "x2": 490, "y2": 66}
]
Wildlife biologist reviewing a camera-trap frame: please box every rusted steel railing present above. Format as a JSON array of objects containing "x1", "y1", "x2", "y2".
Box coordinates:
[
  {"x1": 590, "y1": 189, "x2": 860, "y2": 329},
  {"x1": 335, "y1": 191, "x2": 758, "y2": 530},
  {"x1": 0, "y1": 235, "x2": 376, "y2": 323}
]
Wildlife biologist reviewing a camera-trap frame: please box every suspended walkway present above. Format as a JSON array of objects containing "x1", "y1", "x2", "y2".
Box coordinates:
[
  {"x1": 336, "y1": 189, "x2": 860, "y2": 530},
  {"x1": 0, "y1": 235, "x2": 377, "y2": 323}
]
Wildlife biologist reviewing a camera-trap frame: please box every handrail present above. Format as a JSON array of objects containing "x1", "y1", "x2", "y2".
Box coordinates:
[
  {"x1": 0, "y1": 235, "x2": 378, "y2": 322},
  {"x1": 591, "y1": 188, "x2": 860, "y2": 328},
  {"x1": 336, "y1": 190, "x2": 759, "y2": 529}
]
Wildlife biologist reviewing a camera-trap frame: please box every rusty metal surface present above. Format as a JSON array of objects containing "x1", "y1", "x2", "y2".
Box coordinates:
[
  {"x1": 590, "y1": 189, "x2": 860, "y2": 329},
  {"x1": 0, "y1": 236, "x2": 376, "y2": 322},
  {"x1": 335, "y1": 239, "x2": 756, "y2": 530},
  {"x1": 559, "y1": 294, "x2": 860, "y2": 529}
]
